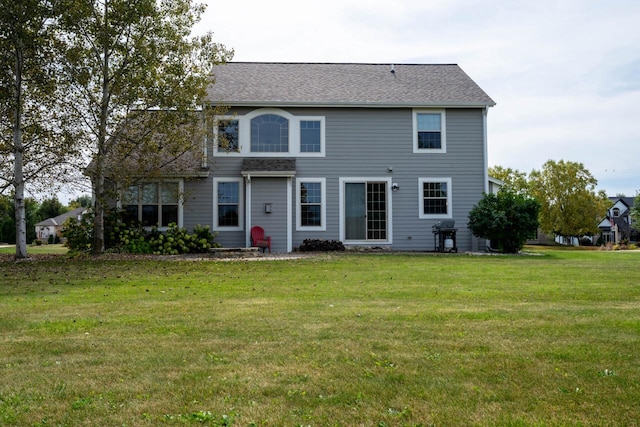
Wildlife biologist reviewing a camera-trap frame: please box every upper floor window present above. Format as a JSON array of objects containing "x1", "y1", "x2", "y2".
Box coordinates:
[
  {"x1": 300, "y1": 120, "x2": 321, "y2": 153},
  {"x1": 123, "y1": 181, "x2": 181, "y2": 227},
  {"x1": 413, "y1": 110, "x2": 446, "y2": 153},
  {"x1": 251, "y1": 114, "x2": 289, "y2": 152},
  {"x1": 418, "y1": 178, "x2": 452, "y2": 219},
  {"x1": 217, "y1": 119, "x2": 239, "y2": 152},
  {"x1": 214, "y1": 109, "x2": 325, "y2": 157},
  {"x1": 612, "y1": 207, "x2": 620, "y2": 217}
]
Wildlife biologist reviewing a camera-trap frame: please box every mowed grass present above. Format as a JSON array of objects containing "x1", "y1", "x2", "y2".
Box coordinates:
[
  {"x1": 1, "y1": 251, "x2": 639, "y2": 426},
  {"x1": 0, "y1": 244, "x2": 69, "y2": 255}
]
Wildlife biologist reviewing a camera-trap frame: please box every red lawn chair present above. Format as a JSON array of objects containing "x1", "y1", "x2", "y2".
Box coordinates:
[{"x1": 250, "y1": 226, "x2": 271, "y2": 253}]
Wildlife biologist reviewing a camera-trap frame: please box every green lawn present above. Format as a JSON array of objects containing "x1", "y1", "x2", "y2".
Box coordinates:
[
  {"x1": 0, "y1": 244, "x2": 68, "y2": 255},
  {"x1": 1, "y1": 250, "x2": 639, "y2": 426}
]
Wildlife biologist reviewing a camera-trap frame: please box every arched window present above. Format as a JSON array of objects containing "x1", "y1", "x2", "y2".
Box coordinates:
[
  {"x1": 250, "y1": 114, "x2": 289, "y2": 152},
  {"x1": 613, "y1": 207, "x2": 620, "y2": 217}
]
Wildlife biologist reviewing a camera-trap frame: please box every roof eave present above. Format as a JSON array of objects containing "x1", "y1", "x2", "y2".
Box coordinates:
[{"x1": 210, "y1": 101, "x2": 496, "y2": 109}]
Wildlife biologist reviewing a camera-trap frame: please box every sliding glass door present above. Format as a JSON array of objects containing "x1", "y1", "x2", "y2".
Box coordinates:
[{"x1": 344, "y1": 181, "x2": 387, "y2": 241}]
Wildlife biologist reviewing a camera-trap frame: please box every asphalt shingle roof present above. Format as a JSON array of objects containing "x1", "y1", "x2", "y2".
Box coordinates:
[
  {"x1": 35, "y1": 207, "x2": 87, "y2": 227},
  {"x1": 207, "y1": 62, "x2": 495, "y2": 108},
  {"x1": 241, "y1": 158, "x2": 296, "y2": 173}
]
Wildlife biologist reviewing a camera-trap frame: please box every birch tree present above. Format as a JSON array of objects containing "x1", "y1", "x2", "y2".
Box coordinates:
[
  {"x1": 0, "y1": 0, "x2": 78, "y2": 258},
  {"x1": 58, "y1": 0, "x2": 232, "y2": 253}
]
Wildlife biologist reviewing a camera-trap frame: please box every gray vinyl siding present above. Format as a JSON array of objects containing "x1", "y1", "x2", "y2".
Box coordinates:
[
  {"x1": 204, "y1": 106, "x2": 486, "y2": 252},
  {"x1": 251, "y1": 178, "x2": 289, "y2": 253}
]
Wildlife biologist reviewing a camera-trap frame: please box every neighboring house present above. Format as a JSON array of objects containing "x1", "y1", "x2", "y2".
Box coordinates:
[
  {"x1": 35, "y1": 207, "x2": 87, "y2": 242},
  {"x1": 598, "y1": 197, "x2": 638, "y2": 243},
  {"x1": 116, "y1": 62, "x2": 496, "y2": 252},
  {"x1": 487, "y1": 176, "x2": 504, "y2": 195}
]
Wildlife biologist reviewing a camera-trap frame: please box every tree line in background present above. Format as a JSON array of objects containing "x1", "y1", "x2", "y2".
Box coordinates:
[
  {"x1": 469, "y1": 159, "x2": 616, "y2": 253},
  {"x1": 0, "y1": 194, "x2": 90, "y2": 244},
  {"x1": 0, "y1": 0, "x2": 232, "y2": 259}
]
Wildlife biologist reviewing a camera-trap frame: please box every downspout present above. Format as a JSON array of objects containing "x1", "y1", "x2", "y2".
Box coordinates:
[
  {"x1": 245, "y1": 174, "x2": 251, "y2": 247},
  {"x1": 483, "y1": 106, "x2": 489, "y2": 194},
  {"x1": 201, "y1": 104, "x2": 208, "y2": 170},
  {"x1": 482, "y1": 106, "x2": 490, "y2": 252}
]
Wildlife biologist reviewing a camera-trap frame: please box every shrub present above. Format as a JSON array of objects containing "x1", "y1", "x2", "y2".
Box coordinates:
[
  {"x1": 299, "y1": 239, "x2": 345, "y2": 252},
  {"x1": 61, "y1": 211, "x2": 94, "y2": 253},
  {"x1": 579, "y1": 237, "x2": 593, "y2": 246},
  {"x1": 468, "y1": 189, "x2": 540, "y2": 253},
  {"x1": 33, "y1": 239, "x2": 43, "y2": 246},
  {"x1": 46, "y1": 234, "x2": 61, "y2": 244},
  {"x1": 147, "y1": 223, "x2": 218, "y2": 255},
  {"x1": 62, "y1": 209, "x2": 218, "y2": 255}
]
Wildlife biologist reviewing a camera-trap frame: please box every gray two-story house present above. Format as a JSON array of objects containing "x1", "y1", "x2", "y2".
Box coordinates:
[
  {"x1": 125, "y1": 62, "x2": 495, "y2": 252},
  {"x1": 184, "y1": 62, "x2": 496, "y2": 252}
]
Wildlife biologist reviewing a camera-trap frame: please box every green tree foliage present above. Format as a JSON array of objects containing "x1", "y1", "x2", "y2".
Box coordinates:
[
  {"x1": 36, "y1": 196, "x2": 68, "y2": 221},
  {"x1": 69, "y1": 194, "x2": 92, "y2": 208},
  {"x1": 0, "y1": 194, "x2": 13, "y2": 243},
  {"x1": 529, "y1": 160, "x2": 609, "y2": 238},
  {"x1": 0, "y1": 0, "x2": 81, "y2": 258},
  {"x1": 488, "y1": 165, "x2": 530, "y2": 195},
  {"x1": 0, "y1": 194, "x2": 54, "y2": 244},
  {"x1": 629, "y1": 193, "x2": 640, "y2": 224},
  {"x1": 468, "y1": 189, "x2": 540, "y2": 253},
  {"x1": 57, "y1": 0, "x2": 232, "y2": 253}
]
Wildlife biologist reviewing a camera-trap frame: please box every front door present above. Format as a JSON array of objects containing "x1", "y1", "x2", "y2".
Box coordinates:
[{"x1": 344, "y1": 181, "x2": 388, "y2": 242}]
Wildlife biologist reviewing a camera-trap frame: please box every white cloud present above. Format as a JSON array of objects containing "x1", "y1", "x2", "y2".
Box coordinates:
[{"x1": 197, "y1": 0, "x2": 640, "y2": 196}]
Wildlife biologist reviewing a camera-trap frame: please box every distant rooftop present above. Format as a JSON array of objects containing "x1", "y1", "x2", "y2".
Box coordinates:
[
  {"x1": 35, "y1": 207, "x2": 87, "y2": 227},
  {"x1": 207, "y1": 62, "x2": 495, "y2": 108}
]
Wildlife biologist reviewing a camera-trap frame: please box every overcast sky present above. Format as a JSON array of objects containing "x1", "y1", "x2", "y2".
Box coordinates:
[{"x1": 195, "y1": 0, "x2": 640, "y2": 197}]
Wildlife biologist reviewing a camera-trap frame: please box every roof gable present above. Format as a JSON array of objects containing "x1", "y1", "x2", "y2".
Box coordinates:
[
  {"x1": 207, "y1": 62, "x2": 495, "y2": 108},
  {"x1": 35, "y1": 207, "x2": 87, "y2": 227}
]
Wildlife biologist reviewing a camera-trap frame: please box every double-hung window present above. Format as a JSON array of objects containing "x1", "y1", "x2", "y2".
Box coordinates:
[
  {"x1": 213, "y1": 178, "x2": 243, "y2": 230},
  {"x1": 413, "y1": 110, "x2": 446, "y2": 153},
  {"x1": 217, "y1": 119, "x2": 239, "y2": 152},
  {"x1": 418, "y1": 178, "x2": 452, "y2": 219},
  {"x1": 123, "y1": 181, "x2": 181, "y2": 227},
  {"x1": 300, "y1": 120, "x2": 322, "y2": 153},
  {"x1": 297, "y1": 178, "x2": 326, "y2": 230}
]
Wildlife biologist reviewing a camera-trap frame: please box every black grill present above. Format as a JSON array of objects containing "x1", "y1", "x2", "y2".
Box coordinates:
[
  {"x1": 432, "y1": 220, "x2": 456, "y2": 231},
  {"x1": 432, "y1": 220, "x2": 458, "y2": 252}
]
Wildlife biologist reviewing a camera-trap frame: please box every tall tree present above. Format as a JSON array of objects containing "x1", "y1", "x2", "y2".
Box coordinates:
[
  {"x1": 58, "y1": 0, "x2": 232, "y2": 253},
  {"x1": 529, "y1": 160, "x2": 609, "y2": 238},
  {"x1": 36, "y1": 196, "x2": 68, "y2": 221},
  {"x1": 69, "y1": 194, "x2": 92, "y2": 208},
  {"x1": 488, "y1": 165, "x2": 530, "y2": 195},
  {"x1": 0, "y1": 0, "x2": 79, "y2": 258}
]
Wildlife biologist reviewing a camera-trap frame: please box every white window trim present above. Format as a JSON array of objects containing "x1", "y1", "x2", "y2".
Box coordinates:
[
  {"x1": 297, "y1": 116, "x2": 325, "y2": 157},
  {"x1": 418, "y1": 177, "x2": 452, "y2": 219},
  {"x1": 413, "y1": 109, "x2": 446, "y2": 154},
  {"x1": 213, "y1": 108, "x2": 325, "y2": 157},
  {"x1": 213, "y1": 115, "x2": 240, "y2": 153},
  {"x1": 117, "y1": 180, "x2": 184, "y2": 230},
  {"x1": 213, "y1": 177, "x2": 244, "y2": 231},
  {"x1": 296, "y1": 178, "x2": 326, "y2": 231}
]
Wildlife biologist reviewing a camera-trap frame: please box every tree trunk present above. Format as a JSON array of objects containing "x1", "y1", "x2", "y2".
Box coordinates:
[
  {"x1": 13, "y1": 41, "x2": 28, "y2": 259},
  {"x1": 91, "y1": 0, "x2": 110, "y2": 254},
  {"x1": 91, "y1": 163, "x2": 105, "y2": 254}
]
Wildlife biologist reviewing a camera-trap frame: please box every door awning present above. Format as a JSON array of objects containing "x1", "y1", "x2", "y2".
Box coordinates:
[{"x1": 241, "y1": 158, "x2": 296, "y2": 178}]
